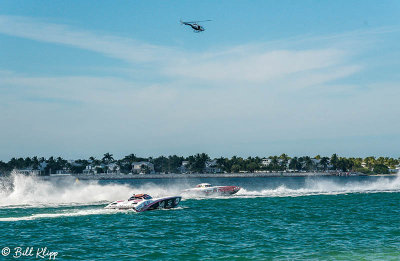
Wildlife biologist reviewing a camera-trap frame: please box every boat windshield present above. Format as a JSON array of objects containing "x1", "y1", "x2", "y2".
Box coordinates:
[
  {"x1": 197, "y1": 183, "x2": 212, "y2": 188},
  {"x1": 129, "y1": 194, "x2": 152, "y2": 200}
]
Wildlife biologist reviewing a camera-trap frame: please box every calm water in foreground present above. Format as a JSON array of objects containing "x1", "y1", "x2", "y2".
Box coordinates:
[{"x1": 0, "y1": 174, "x2": 399, "y2": 260}]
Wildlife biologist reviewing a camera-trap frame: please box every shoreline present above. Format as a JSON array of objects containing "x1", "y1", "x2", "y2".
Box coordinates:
[{"x1": 39, "y1": 172, "x2": 392, "y2": 180}]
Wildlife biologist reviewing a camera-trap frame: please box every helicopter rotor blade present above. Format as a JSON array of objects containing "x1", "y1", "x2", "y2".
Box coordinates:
[{"x1": 183, "y1": 20, "x2": 212, "y2": 23}]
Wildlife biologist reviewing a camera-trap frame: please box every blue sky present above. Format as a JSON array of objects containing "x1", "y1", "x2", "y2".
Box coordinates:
[{"x1": 0, "y1": 1, "x2": 399, "y2": 160}]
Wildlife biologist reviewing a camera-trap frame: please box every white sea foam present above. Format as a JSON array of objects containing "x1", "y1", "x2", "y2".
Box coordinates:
[
  {"x1": 0, "y1": 206, "x2": 190, "y2": 222},
  {"x1": 0, "y1": 172, "x2": 185, "y2": 208},
  {"x1": 236, "y1": 175, "x2": 400, "y2": 198},
  {"x1": 0, "y1": 172, "x2": 399, "y2": 208},
  {"x1": 0, "y1": 172, "x2": 131, "y2": 207},
  {"x1": 0, "y1": 208, "x2": 118, "y2": 222},
  {"x1": 0, "y1": 173, "x2": 399, "y2": 221}
]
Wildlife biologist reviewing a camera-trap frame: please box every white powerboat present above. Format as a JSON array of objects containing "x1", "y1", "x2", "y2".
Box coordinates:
[{"x1": 105, "y1": 194, "x2": 181, "y2": 212}]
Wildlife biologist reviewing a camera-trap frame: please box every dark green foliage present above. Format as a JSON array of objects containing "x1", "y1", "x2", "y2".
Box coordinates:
[
  {"x1": 187, "y1": 153, "x2": 210, "y2": 173},
  {"x1": 373, "y1": 164, "x2": 389, "y2": 174},
  {"x1": 353, "y1": 167, "x2": 372, "y2": 175},
  {"x1": 330, "y1": 154, "x2": 339, "y2": 170},
  {"x1": 1, "y1": 153, "x2": 398, "y2": 175},
  {"x1": 289, "y1": 157, "x2": 302, "y2": 171}
]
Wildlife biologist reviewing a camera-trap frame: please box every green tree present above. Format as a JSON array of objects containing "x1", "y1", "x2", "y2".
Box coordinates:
[
  {"x1": 168, "y1": 155, "x2": 184, "y2": 173},
  {"x1": 247, "y1": 162, "x2": 258, "y2": 173},
  {"x1": 231, "y1": 164, "x2": 240, "y2": 173},
  {"x1": 153, "y1": 156, "x2": 169, "y2": 173},
  {"x1": 140, "y1": 165, "x2": 151, "y2": 174},
  {"x1": 373, "y1": 164, "x2": 389, "y2": 174},
  {"x1": 32, "y1": 156, "x2": 40, "y2": 170},
  {"x1": 320, "y1": 157, "x2": 329, "y2": 171},
  {"x1": 279, "y1": 154, "x2": 290, "y2": 170},
  {"x1": 216, "y1": 157, "x2": 230, "y2": 172},
  {"x1": 364, "y1": 156, "x2": 376, "y2": 169},
  {"x1": 337, "y1": 158, "x2": 353, "y2": 172},
  {"x1": 330, "y1": 154, "x2": 339, "y2": 170},
  {"x1": 289, "y1": 157, "x2": 301, "y2": 171},
  {"x1": 188, "y1": 153, "x2": 210, "y2": 173},
  {"x1": 102, "y1": 153, "x2": 114, "y2": 164},
  {"x1": 304, "y1": 156, "x2": 313, "y2": 171}
]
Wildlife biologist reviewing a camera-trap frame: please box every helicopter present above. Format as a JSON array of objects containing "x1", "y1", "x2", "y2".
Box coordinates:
[{"x1": 180, "y1": 20, "x2": 212, "y2": 33}]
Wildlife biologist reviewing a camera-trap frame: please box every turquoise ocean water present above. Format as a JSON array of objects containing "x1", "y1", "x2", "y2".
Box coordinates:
[{"x1": 0, "y1": 173, "x2": 399, "y2": 260}]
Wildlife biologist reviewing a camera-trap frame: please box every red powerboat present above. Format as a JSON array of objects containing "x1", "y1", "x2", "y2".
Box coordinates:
[{"x1": 183, "y1": 183, "x2": 241, "y2": 196}]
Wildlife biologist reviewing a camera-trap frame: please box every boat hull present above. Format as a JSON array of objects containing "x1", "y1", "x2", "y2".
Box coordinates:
[
  {"x1": 136, "y1": 196, "x2": 182, "y2": 212},
  {"x1": 105, "y1": 196, "x2": 182, "y2": 212}
]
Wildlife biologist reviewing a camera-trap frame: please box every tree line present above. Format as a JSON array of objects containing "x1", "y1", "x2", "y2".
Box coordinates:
[{"x1": 0, "y1": 153, "x2": 399, "y2": 175}]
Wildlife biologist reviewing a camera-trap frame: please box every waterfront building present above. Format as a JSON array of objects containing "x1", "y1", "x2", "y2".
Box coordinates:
[
  {"x1": 131, "y1": 162, "x2": 155, "y2": 174},
  {"x1": 55, "y1": 167, "x2": 71, "y2": 174},
  {"x1": 361, "y1": 161, "x2": 367, "y2": 168},
  {"x1": 83, "y1": 165, "x2": 96, "y2": 174},
  {"x1": 16, "y1": 168, "x2": 42, "y2": 175},
  {"x1": 261, "y1": 158, "x2": 272, "y2": 166},
  {"x1": 178, "y1": 161, "x2": 189, "y2": 174},
  {"x1": 390, "y1": 164, "x2": 400, "y2": 173},
  {"x1": 205, "y1": 160, "x2": 222, "y2": 173},
  {"x1": 106, "y1": 163, "x2": 121, "y2": 174}
]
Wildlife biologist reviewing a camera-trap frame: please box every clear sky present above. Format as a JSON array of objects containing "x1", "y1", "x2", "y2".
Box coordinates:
[{"x1": 0, "y1": 1, "x2": 399, "y2": 160}]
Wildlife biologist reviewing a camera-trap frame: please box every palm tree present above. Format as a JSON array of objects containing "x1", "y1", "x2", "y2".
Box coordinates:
[
  {"x1": 289, "y1": 157, "x2": 299, "y2": 171},
  {"x1": 279, "y1": 154, "x2": 290, "y2": 170},
  {"x1": 304, "y1": 156, "x2": 313, "y2": 171},
  {"x1": 102, "y1": 153, "x2": 114, "y2": 164},
  {"x1": 123, "y1": 154, "x2": 137, "y2": 164},
  {"x1": 32, "y1": 156, "x2": 40, "y2": 170},
  {"x1": 320, "y1": 157, "x2": 329, "y2": 171},
  {"x1": 267, "y1": 156, "x2": 280, "y2": 171},
  {"x1": 88, "y1": 156, "x2": 99, "y2": 166},
  {"x1": 364, "y1": 156, "x2": 376, "y2": 169},
  {"x1": 330, "y1": 154, "x2": 339, "y2": 170}
]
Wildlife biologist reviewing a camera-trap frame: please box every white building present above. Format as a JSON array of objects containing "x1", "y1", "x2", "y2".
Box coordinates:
[
  {"x1": 83, "y1": 165, "x2": 96, "y2": 174},
  {"x1": 261, "y1": 158, "x2": 272, "y2": 167},
  {"x1": 311, "y1": 158, "x2": 321, "y2": 165},
  {"x1": 390, "y1": 164, "x2": 400, "y2": 173},
  {"x1": 261, "y1": 158, "x2": 289, "y2": 168},
  {"x1": 131, "y1": 162, "x2": 155, "y2": 174},
  {"x1": 106, "y1": 163, "x2": 120, "y2": 174},
  {"x1": 205, "y1": 160, "x2": 221, "y2": 173},
  {"x1": 16, "y1": 168, "x2": 42, "y2": 175},
  {"x1": 55, "y1": 168, "x2": 71, "y2": 174},
  {"x1": 361, "y1": 161, "x2": 367, "y2": 168},
  {"x1": 178, "y1": 161, "x2": 190, "y2": 174}
]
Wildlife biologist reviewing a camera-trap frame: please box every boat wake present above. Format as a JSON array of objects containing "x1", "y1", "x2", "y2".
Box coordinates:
[
  {"x1": 0, "y1": 208, "x2": 116, "y2": 222},
  {"x1": 0, "y1": 172, "x2": 184, "y2": 208},
  {"x1": 0, "y1": 172, "x2": 399, "y2": 209},
  {"x1": 235, "y1": 175, "x2": 400, "y2": 198},
  {"x1": 0, "y1": 172, "x2": 399, "y2": 222}
]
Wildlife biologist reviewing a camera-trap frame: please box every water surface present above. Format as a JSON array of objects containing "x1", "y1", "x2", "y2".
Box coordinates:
[{"x1": 0, "y1": 174, "x2": 399, "y2": 260}]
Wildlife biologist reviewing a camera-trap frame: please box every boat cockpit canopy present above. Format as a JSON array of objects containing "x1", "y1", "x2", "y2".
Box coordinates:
[
  {"x1": 196, "y1": 183, "x2": 212, "y2": 188},
  {"x1": 129, "y1": 194, "x2": 152, "y2": 200}
]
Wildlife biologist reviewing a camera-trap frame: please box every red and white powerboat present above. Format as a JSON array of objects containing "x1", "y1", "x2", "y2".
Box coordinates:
[
  {"x1": 105, "y1": 194, "x2": 181, "y2": 212},
  {"x1": 183, "y1": 183, "x2": 241, "y2": 196}
]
